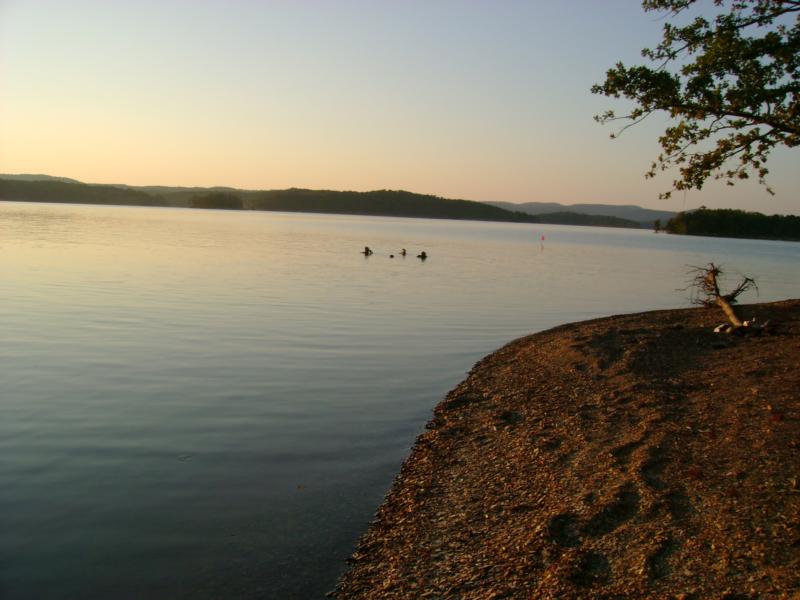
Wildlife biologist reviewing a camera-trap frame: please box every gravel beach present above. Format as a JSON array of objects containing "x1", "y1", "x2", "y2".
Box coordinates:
[{"x1": 332, "y1": 300, "x2": 800, "y2": 599}]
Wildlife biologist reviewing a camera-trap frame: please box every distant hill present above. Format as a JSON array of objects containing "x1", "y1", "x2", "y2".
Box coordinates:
[
  {"x1": 190, "y1": 192, "x2": 244, "y2": 210},
  {"x1": 485, "y1": 200, "x2": 675, "y2": 225},
  {"x1": 112, "y1": 184, "x2": 240, "y2": 195},
  {"x1": 0, "y1": 175, "x2": 649, "y2": 229},
  {"x1": 665, "y1": 208, "x2": 800, "y2": 241},
  {"x1": 0, "y1": 174, "x2": 235, "y2": 195},
  {"x1": 532, "y1": 211, "x2": 642, "y2": 228},
  {"x1": 241, "y1": 188, "x2": 538, "y2": 222},
  {"x1": 0, "y1": 173, "x2": 84, "y2": 185},
  {"x1": 0, "y1": 178, "x2": 536, "y2": 223},
  {"x1": 0, "y1": 179, "x2": 167, "y2": 207}
]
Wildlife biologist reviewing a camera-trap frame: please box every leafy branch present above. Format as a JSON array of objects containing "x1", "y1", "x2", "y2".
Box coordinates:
[{"x1": 593, "y1": 0, "x2": 800, "y2": 198}]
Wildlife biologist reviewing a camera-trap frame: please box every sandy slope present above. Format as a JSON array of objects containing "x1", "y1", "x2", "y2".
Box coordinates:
[{"x1": 332, "y1": 300, "x2": 800, "y2": 599}]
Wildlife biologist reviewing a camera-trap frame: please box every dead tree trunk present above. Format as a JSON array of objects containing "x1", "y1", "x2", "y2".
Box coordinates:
[
  {"x1": 689, "y1": 263, "x2": 757, "y2": 331},
  {"x1": 703, "y1": 268, "x2": 743, "y2": 327},
  {"x1": 716, "y1": 296, "x2": 742, "y2": 328}
]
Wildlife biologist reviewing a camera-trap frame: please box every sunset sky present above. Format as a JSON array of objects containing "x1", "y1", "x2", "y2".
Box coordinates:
[{"x1": 1, "y1": 0, "x2": 798, "y2": 214}]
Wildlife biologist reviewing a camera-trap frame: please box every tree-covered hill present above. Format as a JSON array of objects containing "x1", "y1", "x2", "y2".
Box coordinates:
[
  {"x1": 0, "y1": 178, "x2": 536, "y2": 223},
  {"x1": 0, "y1": 173, "x2": 84, "y2": 184},
  {"x1": 242, "y1": 188, "x2": 536, "y2": 222},
  {"x1": 665, "y1": 208, "x2": 800, "y2": 241},
  {"x1": 533, "y1": 211, "x2": 641, "y2": 228},
  {"x1": 485, "y1": 200, "x2": 674, "y2": 225},
  {"x1": 0, "y1": 179, "x2": 167, "y2": 206},
  {"x1": 190, "y1": 192, "x2": 244, "y2": 210},
  {"x1": 0, "y1": 176, "x2": 650, "y2": 229}
]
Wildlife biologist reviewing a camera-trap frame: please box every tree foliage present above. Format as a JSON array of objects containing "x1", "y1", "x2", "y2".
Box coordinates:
[
  {"x1": 592, "y1": 0, "x2": 800, "y2": 198},
  {"x1": 665, "y1": 206, "x2": 800, "y2": 239},
  {"x1": 246, "y1": 188, "x2": 539, "y2": 222},
  {"x1": 190, "y1": 192, "x2": 244, "y2": 210},
  {"x1": 0, "y1": 178, "x2": 166, "y2": 206}
]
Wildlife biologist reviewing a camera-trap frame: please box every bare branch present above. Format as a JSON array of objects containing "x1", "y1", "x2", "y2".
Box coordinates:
[{"x1": 683, "y1": 263, "x2": 758, "y2": 329}]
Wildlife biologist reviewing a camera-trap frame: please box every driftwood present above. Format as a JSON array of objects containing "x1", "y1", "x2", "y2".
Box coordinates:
[{"x1": 686, "y1": 263, "x2": 762, "y2": 333}]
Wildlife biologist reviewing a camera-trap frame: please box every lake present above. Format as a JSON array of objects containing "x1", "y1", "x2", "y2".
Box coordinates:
[{"x1": 2, "y1": 202, "x2": 799, "y2": 599}]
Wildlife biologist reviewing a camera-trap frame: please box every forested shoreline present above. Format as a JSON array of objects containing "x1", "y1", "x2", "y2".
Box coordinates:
[
  {"x1": 0, "y1": 178, "x2": 642, "y2": 228},
  {"x1": 663, "y1": 208, "x2": 800, "y2": 242}
]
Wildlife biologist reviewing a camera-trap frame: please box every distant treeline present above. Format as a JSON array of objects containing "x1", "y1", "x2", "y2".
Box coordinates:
[
  {"x1": 177, "y1": 189, "x2": 642, "y2": 227},
  {"x1": 534, "y1": 211, "x2": 641, "y2": 228},
  {"x1": 0, "y1": 177, "x2": 644, "y2": 228},
  {"x1": 191, "y1": 192, "x2": 243, "y2": 210},
  {"x1": 664, "y1": 208, "x2": 800, "y2": 241},
  {"x1": 243, "y1": 188, "x2": 537, "y2": 222},
  {"x1": 0, "y1": 179, "x2": 534, "y2": 222},
  {"x1": 0, "y1": 179, "x2": 167, "y2": 207}
]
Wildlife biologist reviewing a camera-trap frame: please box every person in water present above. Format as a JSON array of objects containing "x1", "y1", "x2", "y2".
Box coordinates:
[
  {"x1": 417, "y1": 251, "x2": 427, "y2": 260},
  {"x1": 362, "y1": 246, "x2": 373, "y2": 256},
  {"x1": 400, "y1": 248, "x2": 407, "y2": 257}
]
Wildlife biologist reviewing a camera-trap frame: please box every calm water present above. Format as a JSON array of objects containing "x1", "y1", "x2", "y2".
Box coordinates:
[{"x1": 2, "y1": 202, "x2": 799, "y2": 599}]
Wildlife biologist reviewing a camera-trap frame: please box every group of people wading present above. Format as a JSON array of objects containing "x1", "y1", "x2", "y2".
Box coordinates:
[{"x1": 362, "y1": 247, "x2": 427, "y2": 260}]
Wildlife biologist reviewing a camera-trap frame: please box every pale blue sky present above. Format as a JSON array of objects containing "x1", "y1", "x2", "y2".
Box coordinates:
[{"x1": 1, "y1": 1, "x2": 798, "y2": 214}]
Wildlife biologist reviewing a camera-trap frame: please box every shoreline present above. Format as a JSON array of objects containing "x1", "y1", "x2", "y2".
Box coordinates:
[{"x1": 332, "y1": 300, "x2": 800, "y2": 598}]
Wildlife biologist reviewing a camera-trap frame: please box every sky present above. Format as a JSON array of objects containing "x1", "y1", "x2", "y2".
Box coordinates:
[{"x1": 1, "y1": 0, "x2": 798, "y2": 214}]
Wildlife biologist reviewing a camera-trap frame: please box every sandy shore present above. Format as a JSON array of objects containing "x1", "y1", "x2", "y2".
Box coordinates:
[{"x1": 332, "y1": 300, "x2": 800, "y2": 599}]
